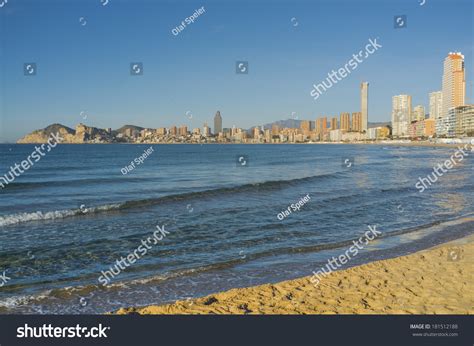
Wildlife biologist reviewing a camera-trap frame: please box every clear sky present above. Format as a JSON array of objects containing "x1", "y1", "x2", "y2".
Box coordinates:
[{"x1": 0, "y1": 0, "x2": 472, "y2": 142}]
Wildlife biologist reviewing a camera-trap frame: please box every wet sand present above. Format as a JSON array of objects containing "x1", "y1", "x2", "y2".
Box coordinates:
[{"x1": 115, "y1": 235, "x2": 474, "y2": 315}]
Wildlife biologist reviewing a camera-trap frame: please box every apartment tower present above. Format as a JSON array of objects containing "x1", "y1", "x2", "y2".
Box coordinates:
[
  {"x1": 214, "y1": 111, "x2": 223, "y2": 134},
  {"x1": 441, "y1": 52, "x2": 465, "y2": 118},
  {"x1": 340, "y1": 112, "x2": 350, "y2": 131},
  {"x1": 360, "y1": 82, "x2": 369, "y2": 132},
  {"x1": 429, "y1": 91, "x2": 443, "y2": 120},
  {"x1": 391, "y1": 95, "x2": 412, "y2": 137}
]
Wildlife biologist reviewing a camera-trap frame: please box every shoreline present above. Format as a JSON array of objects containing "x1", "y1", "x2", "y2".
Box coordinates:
[
  {"x1": 115, "y1": 234, "x2": 474, "y2": 315},
  {"x1": 6, "y1": 141, "x2": 471, "y2": 148}
]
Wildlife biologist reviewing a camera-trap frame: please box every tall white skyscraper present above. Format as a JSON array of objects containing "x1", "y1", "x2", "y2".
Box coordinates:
[
  {"x1": 441, "y1": 52, "x2": 465, "y2": 118},
  {"x1": 360, "y1": 82, "x2": 369, "y2": 132},
  {"x1": 392, "y1": 95, "x2": 412, "y2": 137},
  {"x1": 429, "y1": 91, "x2": 443, "y2": 120}
]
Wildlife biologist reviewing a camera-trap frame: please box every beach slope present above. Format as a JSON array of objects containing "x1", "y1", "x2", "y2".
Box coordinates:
[{"x1": 115, "y1": 236, "x2": 474, "y2": 315}]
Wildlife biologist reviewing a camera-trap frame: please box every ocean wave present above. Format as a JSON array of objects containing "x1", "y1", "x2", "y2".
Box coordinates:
[
  {"x1": 0, "y1": 204, "x2": 122, "y2": 227},
  {"x1": 1, "y1": 215, "x2": 473, "y2": 314},
  {"x1": 0, "y1": 172, "x2": 343, "y2": 227},
  {"x1": 0, "y1": 176, "x2": 162, "y2": 191}
]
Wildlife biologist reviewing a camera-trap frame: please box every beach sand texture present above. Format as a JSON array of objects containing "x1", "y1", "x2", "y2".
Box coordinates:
[{"x1": 116, "y1": 235, "x2": 474, "y2": 315}]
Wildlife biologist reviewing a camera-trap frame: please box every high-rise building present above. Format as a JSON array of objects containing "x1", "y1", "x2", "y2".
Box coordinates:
[
  {"x1": 360, "y1": 82, "x2": 369, "y2": 132},
  {"x1": 351, "y1": 112, "x2": 362, "y2": 132},
  {"x1": 315, "y1": 117, "x2": 327, "y2": 135},
  {"x1": 271, "y1": 124, "x2": 280, "y2": 136},
  {"x1": 441, "y1": 52, "x2": 465, "y2": 118},
  {"x1": 156, "y1": 127, "x2": 166, "y2": 135},
  {"x1": 179, "y1": 125, "x2": 188, "y2": 136},
  {"x1": 264, "y1": 129, "x2": 271, "y2": 142},
  {"x1": 300, "y1": 120, "x2": 311, "y2": 135},
  {"x1": 214, "y1": 111, "x2": 222, "y2": 134},
  {"x1": 340, "y1": 112, "x2": 350, "y2": 131},
  {"x1": 170, "y1": 126, "x2": 177, "y2": 136},
  {"x1": 253, "y1": 127, "x2": 261, "y2": 139},
  {"x1": 392, "y1": 95, "x2": 412, "y2": 137},
  {"x1": 330, "y1": 117, "x2": 338, "y2": 131},
  {"x1": 203, "y1": 122, "x2": 211, "y2": 137},
  {"x1": 413, "y1": 105, "x2": 426, "y2": 122},
  {"x1": 429, "y1": 91, "x2": 443, "y2": 120}
]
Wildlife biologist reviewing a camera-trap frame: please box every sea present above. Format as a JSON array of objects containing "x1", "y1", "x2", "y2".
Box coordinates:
[{"x1": 0, "y1": 143, "x2": 473, "y2": 314}]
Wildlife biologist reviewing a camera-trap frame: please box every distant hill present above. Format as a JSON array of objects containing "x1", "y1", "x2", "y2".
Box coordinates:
[
  {"x1": 17, "y1": 123, "x2": 114, "y2": 144},
  {"x1": 17, "y1": 123, "x2": 75, "y2": 143},
  {"x1": 42, "y1": 123, "x2": 75, "y2": 135},
  {"x1": 368, "y1": 121, "x2": 391, "y2": 128},
  {"x1": 114, "y1": 125, "x2": 144, "y2": 135}
]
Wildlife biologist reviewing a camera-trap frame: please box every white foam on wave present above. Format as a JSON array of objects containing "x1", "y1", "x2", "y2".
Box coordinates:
[
  {"x1": 0, "y1": 290, "x2": 52, "y2": 309},
  {"x1": 0, "y1": 203, "x2": 123, "y2": 227}
]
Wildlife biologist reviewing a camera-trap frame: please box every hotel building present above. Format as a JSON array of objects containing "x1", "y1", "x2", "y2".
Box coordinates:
[
  {"x1": 429, "y1": 91, "x2": 443, "y2": 120},
  {"x1": 360, "y1": 82, "x2": 369, "y2": 132},
  {"x1": 441, "y1": 52, "x2": 465, "y2": 118},
  {"x1": 214, "y1": 111, "x2": 222, "y2": 134},
  {"x1": 179, "y1": 125, "x2": 188, "y2": 136},
  {"x1": 392, "y1": 94, "x2": 412, "y2": 137},
  {"x1": 315, "y1": 117, "x2": 328, "y2": 135},
  {"x1": 351, "y1": 112, "x2": 362, "y2": 132},
  {"x1": 300, "y1": 120, "x2": 312, "y2": 135},
  {"x1": 340, "y1": 112, "x2": 350, "y2": 131},
  {"x1": 413, "y1": 105, "x2": 426, "y2": 122}
]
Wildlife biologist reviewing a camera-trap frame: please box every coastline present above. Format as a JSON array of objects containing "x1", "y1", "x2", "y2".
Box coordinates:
[
  {"x1": 115, "y1": 234, "x2": 474, "y2": 315},
  {"x1": 7, "y1": 142, "x2": 469, "y2": 148}
]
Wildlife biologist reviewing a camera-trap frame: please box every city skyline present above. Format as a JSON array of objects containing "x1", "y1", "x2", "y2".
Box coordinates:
[
  {"x1": 14, "y1": 48, "x2": 474, "y2": 144},
  {"x1": 1, "y1": 0, "x2": 473, "y2": 142}
]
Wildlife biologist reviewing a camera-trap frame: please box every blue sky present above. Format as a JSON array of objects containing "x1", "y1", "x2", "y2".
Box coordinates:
[{"x1": 0, "y1": 0, "x2": 472, "y2": 142}]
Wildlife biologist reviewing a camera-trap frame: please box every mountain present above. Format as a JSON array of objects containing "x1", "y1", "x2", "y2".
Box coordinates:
[
  {"x1": 17, "y1": 123, "x2": 75, "y2": 143},
  {"x1": 17, "y1": 123, "x2": 114, "y2": 144},
  {"x1": 368, "y1": 121, "x2": 391, "y2": 128},
  {"x1": 259, "y1": 119, "x2": 302, "y2": 130},
  {"x1": 114, "y1": 125, "x2": 144, "y2": 136}
]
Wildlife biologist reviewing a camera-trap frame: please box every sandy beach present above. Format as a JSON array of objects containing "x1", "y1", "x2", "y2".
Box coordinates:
[{"x1": 115, "y1": 235, "x2": 474, "y2": 315}]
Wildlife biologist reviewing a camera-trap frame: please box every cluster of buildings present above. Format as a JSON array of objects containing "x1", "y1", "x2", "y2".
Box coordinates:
[
  {"x1": 126, "y1": 83, "x2": 377, "y2": 144},
  {"x1": 392, "y1": 52, "x2": 473, "y2": 139},
  {"x1": 111, "y1": 52, "x2": 472, "y2": 144}
]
